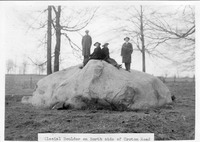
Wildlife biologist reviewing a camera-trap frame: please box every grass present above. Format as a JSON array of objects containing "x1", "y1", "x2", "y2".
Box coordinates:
[
  {"x1": 5, "y1": 74, "x2": 45, "y2": 96},
  {"x1": 5, "y1": 75, "x2": 195, "y2": 141}
]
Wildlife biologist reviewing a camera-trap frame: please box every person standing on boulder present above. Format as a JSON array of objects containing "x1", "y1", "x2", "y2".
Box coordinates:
[
  {"x1": 121, "y1": 37, "x2": 133, "y2": 72},
  {"x1": 82, "y1": 30, "x2": 92, "y2": 66}
]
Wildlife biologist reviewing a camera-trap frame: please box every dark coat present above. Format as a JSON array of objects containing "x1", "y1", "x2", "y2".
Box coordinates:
[
  {"x1": 101, "y1": 47, "x2": 119, "y2": 67},
  {"x1": 90, "y1": 46, "x2": 102, "y2": 59},
  {"x1": 82, "y1": 35, "x2": 92, "y2": 56},
  {"x1": 101, "y1": 47, "x2": 110, "y2": 59},
  {"x1": 121, "y1": 42, "x2": 133, "y2": 63}
]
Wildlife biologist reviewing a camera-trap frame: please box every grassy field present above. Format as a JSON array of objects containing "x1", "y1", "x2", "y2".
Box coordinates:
[
  {"x1": 5, "y1": 74, "x2": 46, "y2": 96},
  {"x1": 5, "y1": 75, "x2": 195, "y2": 141}
]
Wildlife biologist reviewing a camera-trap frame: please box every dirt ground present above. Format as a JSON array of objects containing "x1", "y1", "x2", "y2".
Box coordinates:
[{"x1": 5, "y1": 76, "x2": 195, "y2": 141}]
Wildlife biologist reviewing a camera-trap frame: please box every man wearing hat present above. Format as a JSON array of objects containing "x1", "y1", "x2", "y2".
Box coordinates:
[
  {"x1": 82, "y1": 30, "x2": 92, "y2": 65},
  {"x1": 90, "y1": 42, "x2": 102, "y2": 60},
  {"x1": 80, "y1": 42, "x2": 102, "y2": 69},
  {"x1": 121, "y1": 37, "x2": 133, "y2": 72},
  {"x1": 101, "y1": 43, "x2": 110, "y2": 60}
]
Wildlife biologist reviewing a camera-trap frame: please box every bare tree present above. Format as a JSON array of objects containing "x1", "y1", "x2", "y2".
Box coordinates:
[
  {"x1": 22, "y1": 60, "x2": 28, "y2": 74},
  {"x1": 38, "y1": 64, "x2": 45, "y2": 75},
  {"x1": 145, "y1": 6, "x2": 195, "y2": 71},
  {"x1": 140, "y1": 6, "x2": 146, "y2": 72},
  {"x1": 113, "y1": 5, "x2": 161, "y2": 72},
  {"x1": 113, "y1": 5, "x2": 194, "y2": 72},
  {"x1": 52, "y1": 6, "x2": 61, "y2": 72},
  {"x1": 27, "y1": 56, "x2": 46, "y2": 74},
  {"x1": 26, "y1": 6, "x2": 98, "y2": 73},
  {"x1": 6, "y1": 59, "x2": 15, "y2": 74},
  {"x1": 33, "y1": 62, "x2": 45, "y2": 75},
  {"x1": 47, "y1": 6, "x2": 52, "y2": 75},
  {"x1": 50, "y1": 6, "x2": 98, "y2": 72}
]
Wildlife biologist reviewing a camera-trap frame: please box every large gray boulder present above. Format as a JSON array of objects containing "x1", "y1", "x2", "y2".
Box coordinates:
[{"x1": 22, "y1": 60, "x2": 172, "y2": 110}]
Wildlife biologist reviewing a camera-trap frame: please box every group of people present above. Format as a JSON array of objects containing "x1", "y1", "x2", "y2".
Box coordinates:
[{"x1": 81, "y1": 30, "x2": 133, "y2": 72}]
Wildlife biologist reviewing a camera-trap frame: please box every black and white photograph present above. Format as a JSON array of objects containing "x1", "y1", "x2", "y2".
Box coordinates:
[{"x1": 1, "y1": 1, "x2": 198, "y2": 141}]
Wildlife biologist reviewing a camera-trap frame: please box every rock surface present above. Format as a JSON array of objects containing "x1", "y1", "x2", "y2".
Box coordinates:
[{"x1": 22, "y1": 60, "x2": 172, "y2": 110}]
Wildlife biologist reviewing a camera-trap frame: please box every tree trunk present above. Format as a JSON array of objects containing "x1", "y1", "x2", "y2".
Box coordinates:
[
  {"x1": 140, "y1": 6, "x2": 146, "y2": 72},
  {"x1": 47, "y1": 6, "x2": 52, "y2": 75},
  {"x1": 54, "y1": 6, "x2": 61, "y2": 72}
]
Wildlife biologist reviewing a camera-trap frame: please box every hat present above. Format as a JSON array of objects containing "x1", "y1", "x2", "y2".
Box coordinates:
[
  {"x1": 124, "y1": 37, "x2": 130, "y2": 41},
  {"x1": 94, "y1": 42, "x2": 101, "y2": 46},
  {"x1": 102, "y1": 43, "x2": 109, "y2": 47},
  {"x1": 85, "y1": 30, "x2": 89, "y2": 33}
]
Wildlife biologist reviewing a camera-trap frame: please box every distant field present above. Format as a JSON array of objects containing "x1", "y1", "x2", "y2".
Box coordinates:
[
  {"x1": 5, "y1": 74, "x2": 46, "y2": 96},
  {"x1": 5, "y1": 74, "x2": 195, "y2": 141},
  {"x1": 159, "y1": 77, "x2": 195, "y2": 83}
]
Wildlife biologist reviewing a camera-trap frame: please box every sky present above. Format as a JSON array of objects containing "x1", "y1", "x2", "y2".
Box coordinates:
[{"x1": 0, "y1": 1, "x2": 198, "y2": 77}]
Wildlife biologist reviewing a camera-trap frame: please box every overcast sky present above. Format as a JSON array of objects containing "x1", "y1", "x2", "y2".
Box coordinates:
[{"x1": 0, "y1": 1, "x2": 198, "y2": 77}]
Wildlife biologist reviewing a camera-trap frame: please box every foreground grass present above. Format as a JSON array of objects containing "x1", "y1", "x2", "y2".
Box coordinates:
[{"x1": 5, "y1": 82, "x2": 195, "y2": 141}]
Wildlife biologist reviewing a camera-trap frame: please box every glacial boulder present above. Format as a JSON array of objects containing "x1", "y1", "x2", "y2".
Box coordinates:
[{"x1": 22, "y1": 60, "x2": 172, "y2": 110}]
